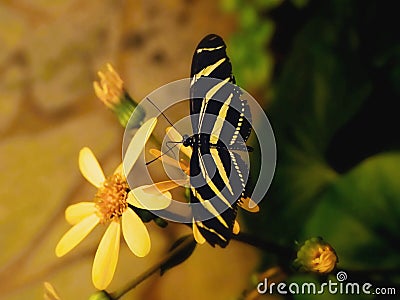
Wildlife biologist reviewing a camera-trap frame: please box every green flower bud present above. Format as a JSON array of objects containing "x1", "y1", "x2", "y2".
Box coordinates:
[
  {"x1": 88, "y1": 290, "x2": 113, "y2": 300},
  {"x1": 154, "y1": 217, "x2": 169, "y2": 228}
]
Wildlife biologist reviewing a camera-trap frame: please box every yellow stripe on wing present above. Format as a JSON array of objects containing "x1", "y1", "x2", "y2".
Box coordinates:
[
  {"x1": 210, "y1": 148, "x2": 233, "y2": 195},
  {"x1": 197, "y1": 151, "x2": 233, "y2": 210},
  {"x1": 198, "y1": 77, "x2": 230, "y2": 136},
  {"x1": 195, "y1": 221, "x2": 227, "y2": 242},
  {"x1": 210, "y1": 93, "x2": 233, "y2": 144},
  {"x1": 196, "y1": 45, "x2": 224, "y2": 53},
  {"x1": 191, "y1": 187, "x2": 229, "y2": 229},
  {"x1": 191, "y1": 58, "x2": 226, "y2": 86},
  {"x1": 192, "y1": 218, "x2": 206, "y2": 244}
]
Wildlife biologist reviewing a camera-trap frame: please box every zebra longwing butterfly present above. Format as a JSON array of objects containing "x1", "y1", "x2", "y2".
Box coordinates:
[{"x1": 184, "y1": 34, "x2": 252, "y2": 248}]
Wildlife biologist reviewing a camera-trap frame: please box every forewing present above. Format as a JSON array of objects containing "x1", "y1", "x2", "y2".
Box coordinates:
[
  {"x1": 189, "y1": 34, "x2": 235, "y2": 134},
  {"x1": 189, "y1": 34, "x2": 251, "y2": 144}
]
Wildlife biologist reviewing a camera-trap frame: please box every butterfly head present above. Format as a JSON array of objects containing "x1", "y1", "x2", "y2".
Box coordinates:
[{"x1": 182, "y1": 134, "x2": 192, "y2": 147}]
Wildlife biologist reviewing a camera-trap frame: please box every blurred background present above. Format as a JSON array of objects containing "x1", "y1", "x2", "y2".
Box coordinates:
[{"x1": 0, "y1": 0, "x2": 399, "y2": 299}]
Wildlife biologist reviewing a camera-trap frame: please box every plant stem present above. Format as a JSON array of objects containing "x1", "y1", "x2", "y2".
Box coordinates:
[
  {"x1": 110, "y1": 236, "x2": 195, "y2": 299},
  {"x1": 233, "y1": 232, "x2": 295, "y2": 260},
  {"x1": 110, "y1": 231, "x2": 294, "y2": 299}
]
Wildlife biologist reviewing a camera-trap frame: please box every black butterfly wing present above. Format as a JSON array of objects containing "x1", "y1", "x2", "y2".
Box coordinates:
[
  {"x1": 190, "y1": 34, "x2": 252, "y2": 145},
  {"x1": 190, "y1": 34, "x2": 235, "y2": 117},
  {"x1": 189, "y1": 34, "x2": 252, "y2": 247},
  {"x1": 189, "y1": 142, "x2": 239, "y2": 247}
]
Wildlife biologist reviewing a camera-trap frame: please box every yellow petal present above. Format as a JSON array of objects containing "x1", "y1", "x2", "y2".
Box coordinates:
[
  {"x1": 166, "y1": 126, "x2": 192, "y2": 158},
  {"x1": 163, "y1": 191, "x2": 172, "y2": 199},
  {"x1": 142, "y1": 180, "x2": 182, "y2": 193},
  {"x1": 113, "y1": 163, "x2": 123, "y2": 176},
  {"x1": 121, "y1": 208, "x2": 150, "y2": 257},
  {"x1": 233, "y1": 220, "x2": 240, "y2": 235},
  {"x1": 149, "y1": 149, "x2": 190, "y2": 173},
  {"x1": 79, "y1": 147, "x2": 105, "y2": 188},
  {"x1": 165, "y1": 126, "x2": 182, "y2": 142},
  {"x1": 124, "y1": 118, "x2": 157, "y2": 176},
  {"x1": 43, "y1": 282, "x2": 61, "y2": 300},
  {"x1": 192, "y1": 220, "x2": 206, "y2": 244},
  {"x1": 55, "y1": 214, "x2": 99, "y2": 257},
  {"x1": 128, "y1": 188, "x2": 171, "y2": 210},
  {"x1": 93, "y1": 81, "x2": 106, "y2": 102},
  {"x1": 65, "y1": 202, "x2": 96, "y2": 225},
  {"x1": 92, "y1": 221, "x2": 121, "y2": 290},
  {"x1": 238, "y1": 197, "x2": 260, "y2": 213}
]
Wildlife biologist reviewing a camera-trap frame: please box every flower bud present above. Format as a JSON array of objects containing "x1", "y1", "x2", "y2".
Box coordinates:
[
  {"x1": 93, "y1": 64, "x2": 145, "y2": 128},
  {"x1": 294, "y1": 237, "x2": 338, "y2": 274},
  {"x1": 88, "y1": 291, "x2": 113, "y2": 300}
]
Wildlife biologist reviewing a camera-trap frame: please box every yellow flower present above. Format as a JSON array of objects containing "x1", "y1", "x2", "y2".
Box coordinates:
[
  {"x1": 294, "y1": 237, "x2": 338, "y2": 274},
  {"x1": 93, "y1": 63, "x2": 144, "y2": 128},
  {"x1": 312, "y1": 247, "x2": 338, "y2": 273},
  {"x1": 55, "y1": 118, "x2": 176, "y2": 290},
  {"x1": 148, "y1": 126, "x2": 192, "y2": 176}
]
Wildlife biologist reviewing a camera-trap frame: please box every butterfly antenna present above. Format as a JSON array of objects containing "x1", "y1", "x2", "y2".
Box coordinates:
[
  {"x1": 145, "y1": 142, "x2": 180, "y2": 166},
  {"x1": 146, "y1": 97, "x2": 180, "y2": 132}
]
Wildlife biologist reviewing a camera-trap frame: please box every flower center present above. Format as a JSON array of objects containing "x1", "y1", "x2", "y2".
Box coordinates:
[{"x1": 95, "y1": 173, "x2": 129, "y2": 223}]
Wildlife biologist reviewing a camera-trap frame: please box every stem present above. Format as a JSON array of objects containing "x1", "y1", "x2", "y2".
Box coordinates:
[
  {"x1": 109, "y1": 230, "x2": 400, "y2": 299},
  {"x1": 233, "y1": 232, "x2": 295, "y2": 260},
  {"x1": 111, "y1": 236, "x2": 194, "y2": 299},
  {"x1": 111, "y1": 232, "x2": 294, "y2": 299}
]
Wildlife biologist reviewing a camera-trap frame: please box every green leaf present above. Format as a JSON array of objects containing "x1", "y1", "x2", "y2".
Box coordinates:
[
  {"x1": 247, "y1": 6, "x2": 373, "y2": 243},
  {"x1": 302, "y1": 153, "x2": 400, "y2": 269},
  {"x1": 235, "y1": 0, "x2": 400, "y2": 296},
  {"x1": 219, "y1": 0, "x2": 244, "y2": 13},
  {"x1": 271, "y1": 16, "x2": 372, "y2": 154},
  {"x1": 228, "y1": 20, "x2": 275, "y2": 89},
  {"x1": 291, "y1": 0, "x2": 309, "y2": 9}
]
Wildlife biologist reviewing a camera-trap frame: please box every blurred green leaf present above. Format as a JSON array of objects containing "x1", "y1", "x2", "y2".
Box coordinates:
[
  {"x1": 291, "y1": 0, "x2": 310, "y2": 9},
  {"x1": 239, "y1": 5, "x2": 258, "y2": 29},
  {"x1": 219, "y1": 0, "x2": 244, "y2": 13},
  {"x1": 271, "y1": 17, "x2": 372, "y2": 154},
  {"x1": 302, "y1": 153, "x2": 400, "y2": 269},
  {"x1": 253, "y1": 0, "x2": 284, "y2": 10},
  {"x1": 228, "y1": 20, "x2": 275, "y2": 89},
  {"x1": 248, "y1": 4, "x2": 374, "y2": 244},
  {"x1": 237, "y1": 2, "x2": 400, "y2": 293}
]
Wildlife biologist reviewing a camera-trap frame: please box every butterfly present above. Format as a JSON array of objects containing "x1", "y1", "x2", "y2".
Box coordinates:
[{"x1": 182, "y1": 34, "x2": 254, "y2": 247}]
